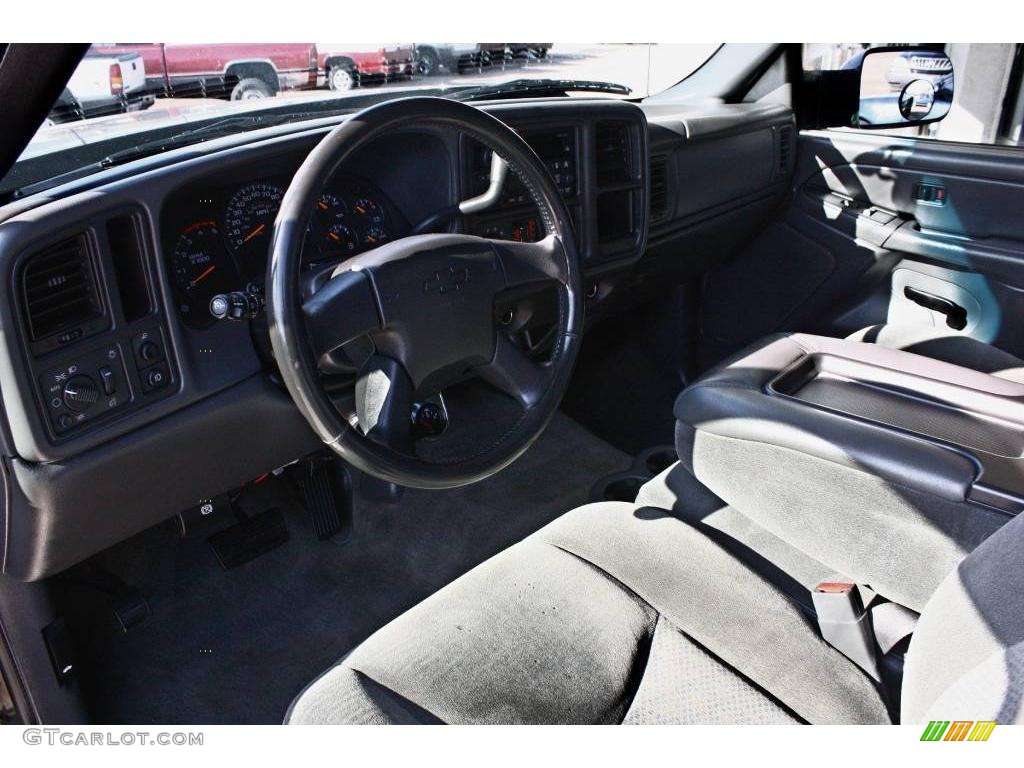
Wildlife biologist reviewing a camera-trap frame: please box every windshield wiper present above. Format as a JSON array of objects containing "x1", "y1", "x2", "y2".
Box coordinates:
[
  {"x1": 4, "y1": 80, "x2": 632, "y2": 201},
  {"x1": 451, "y1": 79, "x2": 631, "y2": 101},
  {"x1": 8, "y1": 112, "x2": 327, "y2": 198},
  {"x1": 99, "y1": 113, "x2": 302, "y2": 168}
]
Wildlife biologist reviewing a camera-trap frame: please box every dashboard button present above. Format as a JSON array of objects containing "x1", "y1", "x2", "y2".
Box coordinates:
[
  {"x1": 141, "y1": 365, "x2": 169, "y2": 393},
  {"x1": 139, "y1": 341, "x2": 161, "y2": 363},
  {"x1": 99, "y1": 366, "x2": 116, "y2": 396},
  {"x1": 132, "y1": 328, "x2": 165, "y2": 367}
]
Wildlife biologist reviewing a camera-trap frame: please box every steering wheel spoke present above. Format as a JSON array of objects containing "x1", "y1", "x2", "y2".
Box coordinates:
[
  {"x1": 489, "y1": 234, "x2": 569, "y2": 290},
  {"x1": 478, "y1": 332, "x2": 555, "y2": 409},
  {"x1": 354, "y1": 355, "x2": 415, "y2": 452},
  {"x1": 302, "y1": 269, "x2": 382, "y2": 357}
]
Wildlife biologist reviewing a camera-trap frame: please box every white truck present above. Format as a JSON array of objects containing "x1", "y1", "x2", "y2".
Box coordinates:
[{"x1": 48, "y1": 50, "x2": 154, "y2": 124}]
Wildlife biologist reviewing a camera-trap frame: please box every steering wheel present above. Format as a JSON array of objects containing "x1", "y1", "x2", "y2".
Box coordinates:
[{"x1": 267, "y1": 97, "x2": 583, "y2": 489}]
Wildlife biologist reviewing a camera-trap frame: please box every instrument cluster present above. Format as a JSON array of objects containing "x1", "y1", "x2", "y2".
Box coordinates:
[{"x1": 166, "y1": 174, "x2": 402, "y2": 328}]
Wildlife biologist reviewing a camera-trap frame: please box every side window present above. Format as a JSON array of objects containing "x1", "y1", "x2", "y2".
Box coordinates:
[{"x1": 803, "y1": 43, "x2": 1024, "y2": 146}]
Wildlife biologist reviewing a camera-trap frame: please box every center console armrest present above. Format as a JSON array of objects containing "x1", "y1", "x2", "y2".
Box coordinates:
[{"x1": 674, "y1": 333, "x2": 1021, "y2": 610}]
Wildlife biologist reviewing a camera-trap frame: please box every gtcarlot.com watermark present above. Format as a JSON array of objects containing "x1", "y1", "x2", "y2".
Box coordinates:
[{"x1": 22, "y1": 728, "x2": 203, "y2": 746}]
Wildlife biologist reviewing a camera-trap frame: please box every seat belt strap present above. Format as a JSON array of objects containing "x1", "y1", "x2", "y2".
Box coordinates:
[
  {"x1": 870, "y1": 601, "x2": 918, "y2": 656},
  {"x1": 812, "y1": 581, "x2": 881, "y2": 681}
]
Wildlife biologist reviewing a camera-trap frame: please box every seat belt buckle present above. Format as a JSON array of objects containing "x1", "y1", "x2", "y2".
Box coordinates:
[{"x1": 812, "y1": 581, "x2": 880, "y2": 681}]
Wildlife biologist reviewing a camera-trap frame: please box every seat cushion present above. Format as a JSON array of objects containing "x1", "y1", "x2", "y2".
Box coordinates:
[
  {"x1": 286, "y1": 502, "x2": 890, "y2": 725},
  {"x1": 902, "y1": 508, "x2": 1024, "y2": 724},
  {"x1": 849, "y1": 324, "x2": 1024, "y2": 383}
]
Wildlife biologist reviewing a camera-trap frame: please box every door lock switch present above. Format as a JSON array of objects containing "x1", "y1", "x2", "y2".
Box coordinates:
[{"x1": 914, "y1": 182, "x2": 946, "y2": 206}]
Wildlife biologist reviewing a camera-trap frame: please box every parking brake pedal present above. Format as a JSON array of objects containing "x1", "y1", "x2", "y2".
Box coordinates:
[
  {"x1": 293, "y1": 456, "x2": 353, "y2": 541},
  {"x1": 72, "y1": 563, "x2": 151, "y2": 634}
]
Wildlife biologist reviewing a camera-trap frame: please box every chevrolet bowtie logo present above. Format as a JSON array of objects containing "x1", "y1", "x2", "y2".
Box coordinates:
[{"x1": 424, "y1": 266, "x2": 469, "y2": 294}]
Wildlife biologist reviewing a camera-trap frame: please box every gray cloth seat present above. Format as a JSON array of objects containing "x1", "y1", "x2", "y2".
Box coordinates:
[
  {"x1": 287, "y1": 501, "x2": 891, "y2": 724},
  {"x1": 849, "y1": 324, "x2": 1024, "y2": 383},
  {"x1": 288, "y1": 331, "x2": 1024, "y2": 725},
  {"x1": 288, "y1": 497, "x2": 1024, "y2": 725}
]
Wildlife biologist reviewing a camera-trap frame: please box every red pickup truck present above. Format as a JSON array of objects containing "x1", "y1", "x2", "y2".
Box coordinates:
[
  {"x1": 91, "y1": 43, "x2": 319, "y2": 100},
  {"x1": 316, "y1": 44, "x2": 416, "y2": 91}
]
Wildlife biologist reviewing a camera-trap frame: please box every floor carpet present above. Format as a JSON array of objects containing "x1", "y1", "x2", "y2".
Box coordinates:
[{"x1": 58, "y1": 412, "x2": 630, "y2": 724}]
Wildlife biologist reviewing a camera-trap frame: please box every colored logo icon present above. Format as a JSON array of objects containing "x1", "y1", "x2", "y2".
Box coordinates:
[{"x1": 921, "y1": 721, "x2": 996, "y2": 741}]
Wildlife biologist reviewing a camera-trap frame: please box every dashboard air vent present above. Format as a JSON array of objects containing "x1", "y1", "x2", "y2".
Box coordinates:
[
  {"x1": 776, "y1": 125, "x2": 794, "y2": 177},
  {"x1": 21, "y1": 235, "x2": 104, "y2": 343},
  {"x1": 649, "y1": 157, "x2": 669, "y2": 223},
  {"x1": 595, "y1": 122, "x2": 633, "y2": 185}
]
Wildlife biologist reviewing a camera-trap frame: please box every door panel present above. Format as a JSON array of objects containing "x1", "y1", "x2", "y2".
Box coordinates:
[{"x1": 699, "y1": 128, "x2": 1024, "y2": 367}]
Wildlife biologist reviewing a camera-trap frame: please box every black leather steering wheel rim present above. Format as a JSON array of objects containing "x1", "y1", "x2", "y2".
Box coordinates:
[{"x1": 267, "y1": 97, "x2": 583, "y2": 489}]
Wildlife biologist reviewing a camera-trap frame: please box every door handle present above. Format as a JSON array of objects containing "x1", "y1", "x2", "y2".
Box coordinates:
[{"x1": 903, "y1": 286, "x2": 968, "y2": 330}]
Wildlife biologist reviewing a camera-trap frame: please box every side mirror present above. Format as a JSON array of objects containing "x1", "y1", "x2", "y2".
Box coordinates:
[{"x1": 855, "y1": 48, "x2": 954, "y2": 128}]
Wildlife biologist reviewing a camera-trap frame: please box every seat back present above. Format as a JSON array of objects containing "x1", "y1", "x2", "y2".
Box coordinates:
[{"x1": 902, "y1": 508, "x2": 1024, "y2": 724}]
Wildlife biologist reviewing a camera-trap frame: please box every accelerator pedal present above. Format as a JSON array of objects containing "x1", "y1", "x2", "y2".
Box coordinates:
[
  {"x1": 293, "y1": 456, "x2": 354, "y2": 541},
  {"x1": 208, "y1": 507, "x2": 289, "y2": 569}
]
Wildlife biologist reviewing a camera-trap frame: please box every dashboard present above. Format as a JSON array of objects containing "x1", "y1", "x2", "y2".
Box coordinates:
[
  {"x1": 165, "y1": 173, "x2": 406, "y2": 327},
  {"x1": 0, "y1": 97, "x2": 795, "y2": 580}
]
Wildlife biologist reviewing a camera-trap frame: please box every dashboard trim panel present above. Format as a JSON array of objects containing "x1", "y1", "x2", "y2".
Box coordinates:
[{"x1": 0, "y1": 96, "x2": 796, "y2": 580}]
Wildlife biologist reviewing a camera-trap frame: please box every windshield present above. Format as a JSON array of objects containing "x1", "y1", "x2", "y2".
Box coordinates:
[{"x1": 3, "y1": 43, "x2": 719, "y2": 197}]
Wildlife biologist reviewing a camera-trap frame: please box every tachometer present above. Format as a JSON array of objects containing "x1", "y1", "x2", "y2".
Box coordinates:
[
  {"x1": 225, "y1": 183, "x2": 283, "y2": 252},
  {"x1": 170, "y1": 220, "x2": 239, "y2": 326}
]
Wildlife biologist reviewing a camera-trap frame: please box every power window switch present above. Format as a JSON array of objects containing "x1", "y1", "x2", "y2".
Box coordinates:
[{"x1": 99, "y1": 366, "x2": 116, "y2": 396}]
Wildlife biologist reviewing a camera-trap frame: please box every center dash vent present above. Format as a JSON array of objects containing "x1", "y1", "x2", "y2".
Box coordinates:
[
  {"x1": 21, "y1": 234, "x2": 106, "y2": 347},
  {"x1": 649, "y1": 157, "x2": 669, "y2": 223},
  {"x1": 595, "y1": 121, "x2": 634, "y2": 185},
  {"x1": 775, "y1": 124, "x2": 794, "y2": 178}
]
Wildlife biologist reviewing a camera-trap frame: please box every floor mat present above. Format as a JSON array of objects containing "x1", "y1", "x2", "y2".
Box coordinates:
[
  {"x1": 562, "y1": 298, "x2": 686, "y2": 455},
  {"x1": 62, "y1": 412, "x2": 630, "y2": 724}
]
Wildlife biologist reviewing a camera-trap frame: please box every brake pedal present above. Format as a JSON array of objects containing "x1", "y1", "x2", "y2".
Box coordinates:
[{"x1": 293, "y1": 456, "x2": 353, "y2": 541}]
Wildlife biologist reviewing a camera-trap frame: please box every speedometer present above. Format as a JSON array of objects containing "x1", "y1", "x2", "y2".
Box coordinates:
[
  {"x1": 224, "y1": 183, "x2": 283, "y2": 253},
  {"x1": 170, "y1": 220, "x2": 239, "y2": 327}
]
